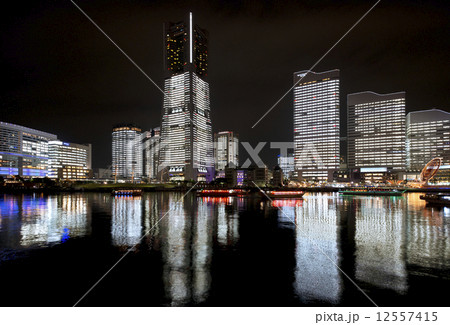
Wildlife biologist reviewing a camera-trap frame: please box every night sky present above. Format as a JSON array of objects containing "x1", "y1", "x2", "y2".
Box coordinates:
[{"x1": 2, "y1": 0, "x2": 449, "y2": 169}]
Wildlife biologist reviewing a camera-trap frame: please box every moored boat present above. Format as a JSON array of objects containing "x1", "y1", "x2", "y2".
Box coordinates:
[
  {"x1": 420, "y1": 193, "x2": 450, "y2": 206},
  {"x1": 263, "y1": 190, "x2": 305, "y2": 199},
  {"x1": 197, "y1": 189, "x2": 250, "y2": 197},
  {"x1": 112, "y1": 189, "x2": 143, "y2": 196},
  {"x1": 339, "y1": 188, "x2": 405, "y2": 196},
  {"x1": 197, "y1": 189, "x2": 236, "y2": 197}
]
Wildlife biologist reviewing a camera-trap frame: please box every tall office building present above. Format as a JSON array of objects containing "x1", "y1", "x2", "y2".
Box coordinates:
[
  {"x1": 143, "y1": 127, "x2": 161, "y2": 181},
  {"x1": 160, "y1": 12, "x2": 213, "y2": 181},
  {"x1": 48, "y1": 141, "x2": 92, "y2": 180},
  {"x1": 0, "y1": 121, "x2": 57, "y2": 177},
  {"x1": 214, "y1": 131, "x2": 239, "y2": 171},
  {"x1": 293, "y1": 69, "x2": 340, "y2": 182},
  {"x1": 278, "y1": 151, "x2": 294, "y2": 178},
  {"x1": 406, "y1": 109, "x2": 450, "y2": 171},
  {"x1": 347, "y1": 91, "x2": 406, "y2": 172},
  {"x1": 112, "y1": 124, "x2": 143, "y2": 180}
]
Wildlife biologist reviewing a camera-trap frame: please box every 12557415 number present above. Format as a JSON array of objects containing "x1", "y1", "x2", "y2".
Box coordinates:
[{"x1": 376, "y1": 312, "x2": 438, "y2": 322}]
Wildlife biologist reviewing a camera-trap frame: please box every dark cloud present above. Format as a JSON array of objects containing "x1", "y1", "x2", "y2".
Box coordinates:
[{"x1": 1, "y1": 0, "x2": 449, "y2": 168}]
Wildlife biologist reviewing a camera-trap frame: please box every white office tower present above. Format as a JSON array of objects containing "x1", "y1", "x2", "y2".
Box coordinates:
[
  {"x1": 112, "y1": 124, "x2": 143, "y2": 180},
  {"x1": 214, "y1": 131, "x2": 239, "y2": 171},
  {"x1": 347, "y1": 91, "x2": 406, "y2": 171},
  {"x1": 293, "y1": 69, "x2": 340, "y2": 182},
  {"x1": 48, "y1": 141, "x2": 92, "y2": 180},
  {"x1": 406, "y1": 109, "x2": 450, "y2": 171},
  {"x1": 160, "y1": 13, "x2": 214, "y2": 182},
  {"x1": 278, "y1": 152, "x2": 294, "y2": 178},
  {"x1": 143, "y1": 127, "x2": 161, "y2": 181}
]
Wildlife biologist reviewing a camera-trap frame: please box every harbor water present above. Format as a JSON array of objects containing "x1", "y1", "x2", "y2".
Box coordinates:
[{"x1": 0, "y1": 192, "x2": 449, "y2": 306}]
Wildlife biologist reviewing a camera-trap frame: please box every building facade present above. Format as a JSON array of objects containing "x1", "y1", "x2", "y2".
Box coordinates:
[
  {"x1": 0, "y1": 121, "x2": 57, "y2": 177},
  {"x1": 143, "y1": 127, "x2": 161, "y2": 181},
  {"x1": 347, "y1": 91, "x2": 406, "y2": 172},
  {"x1": 277, "y1": 152, "x2": 294, "y2": 179},
  {"x1": 48, "y1": 141, "x2": 92, "y2": 180},
  {"x1": 112, "y1": 124, "x2": 143, "y2": 180},
  {"x1": 214, "y1": 131, "x2": 239, "y2": 171},
  {"x1": 160, "y1": 12, "x2": 214, "y2": 182},
  {"x1": 293, "y1": 69, "x2": 340, "y2": 182},
  {"x1": 406, "y1": 109, "x2": 450, "y2": 171},
  {"x1": 272, "y1": 166, "x2": 284, "y2": 187}
]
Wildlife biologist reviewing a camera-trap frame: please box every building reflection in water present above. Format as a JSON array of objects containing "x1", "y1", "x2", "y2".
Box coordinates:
[
  {"x1": 406, "y1": 193, "x2": 450, "y2": 270},
  {"x1": 192, "y1": 198, "x2": 213, "y2": 303},
  {"x1": 161, "y1": 195, "x2": 190, "y2": 305},
  {"x1": 143, "y1": 193, "x2": 161, "y2": 251},
  {"x1": 111, "y1": 196, "x2": 142, "y2": 247},
  {"x1": 0, "y1": 195, "x2": 21, "y2": 249},
  {"x1": 158, "y1": 194, "x2": 213, "y2": 306},
  {"x1": 213, "y1": 197, "x2": 239, "y2": 247},
  {"x1": 354, "y1": 197, "x2": 407, "y2": 294},
  {"x1": 158, "y1": 195, "x2": 241, "y2": 306},
  {"x1": 0, "y1": 194, "x2": 89, "y2": 249},
  {"x1": 2, "y1": 191, "x2": 448, "y2": 305},
  {"x1": 283, "y1": 193, "x2": 342, "y2": 304}
]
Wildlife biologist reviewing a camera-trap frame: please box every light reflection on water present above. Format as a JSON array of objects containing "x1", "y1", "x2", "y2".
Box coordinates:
[
  {"x1": 275, "y1": 193, "x2": 342, "y2": 304},
  {"x1": 0, "y1": 192, "x2": 450, "y2": 306},
  {"x1": 406, "y1": 195, "x2": 450, "y2": 270},
  {"x1": 0, "y1": 194, "x2": 89, "y2": 249},
  {"x1": 111, "y1": 196, "x2": 142, "y2": 247},
  {"x1": 353, "y1": 197, "x2": 407, "y2": 294}
]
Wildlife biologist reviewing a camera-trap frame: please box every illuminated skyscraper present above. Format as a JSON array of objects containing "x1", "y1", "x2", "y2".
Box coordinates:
[
  {"x1": 112, "y1": 124, "x2": 143, "y2": 180},
  {"x1": 293, "y1": 70, "x2": 340, "y2": 182},
  {"x1": 347, "y1": 91, "x2": 406, "y2": 171},
  {"x1": 406, "y1": 109, "x2": 450, "y2": 171},
  {"x1": 160, "y1": 12, "x2": 213, "y2": 181},
  {"x1": 48, "y1": 141, "x2": 92, "y2": 180},
  {"x1": 143, "y1": 127, "x2": 161, "y2": 181},
  {"x1": 278, "y1": 151, "x2": 294, "y2": 178},
  {"x1": 214, "y1": 131, "x2": 239, "y2": 171},
  {"x1": 0, "y1": 121, "x2": 57, "y2": 177}
]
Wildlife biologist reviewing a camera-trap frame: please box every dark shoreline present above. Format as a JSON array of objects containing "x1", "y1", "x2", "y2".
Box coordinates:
[{"x1": 1, "y1": 186, "x2": 450, "y2": 195}]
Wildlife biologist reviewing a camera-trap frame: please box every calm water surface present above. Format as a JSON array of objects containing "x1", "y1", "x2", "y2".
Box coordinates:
[{"x1": 0, "y1": 192, "x2": 449, "y2": 306}]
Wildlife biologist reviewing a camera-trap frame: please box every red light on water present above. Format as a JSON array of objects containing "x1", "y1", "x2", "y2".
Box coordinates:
[{"x1": 272, "y1": 199, "x2": 303, "y2": 207}]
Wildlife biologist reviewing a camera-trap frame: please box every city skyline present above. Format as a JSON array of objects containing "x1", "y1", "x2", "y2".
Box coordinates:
[
  {"x1": 1, "y1": 0, "x2": 449, "y2": 169},
  {"x1": 1, "y1": 1, "x2": 450, "y2": 313}
]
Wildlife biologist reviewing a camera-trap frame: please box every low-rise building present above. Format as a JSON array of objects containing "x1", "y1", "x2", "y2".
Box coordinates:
[
  {"x1": 0, "y1": 121, "x2": 57, "y2": 178},
  {"x1": 48, "y1": 141, "x2": 92, "y2": 180}
]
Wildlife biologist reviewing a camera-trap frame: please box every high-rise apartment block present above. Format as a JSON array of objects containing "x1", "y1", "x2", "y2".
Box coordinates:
[
  {"x1": 293, "y1": 69, "x2": 340, "y2": 182},
  {"x1": 160, "y1": 13, "x2": 213, "y2": 181}
]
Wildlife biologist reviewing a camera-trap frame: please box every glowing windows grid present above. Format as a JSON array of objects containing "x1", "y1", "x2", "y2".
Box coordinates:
[{"x1": 293, "y1": 70, "x2": 340, "y2": 181}]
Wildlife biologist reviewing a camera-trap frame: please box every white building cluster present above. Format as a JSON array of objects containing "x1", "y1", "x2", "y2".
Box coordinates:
[
  {"x1": 292, "y1": 69, "x2": 449, "y2": 183},
  {"x1": 0, "y1": 121, "x2": 91, "y2": 180}
]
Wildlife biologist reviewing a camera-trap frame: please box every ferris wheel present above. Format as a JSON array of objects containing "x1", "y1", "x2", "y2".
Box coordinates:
[{"x1": 419, "y1": 157, "x2": 443, "y2": 184}]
